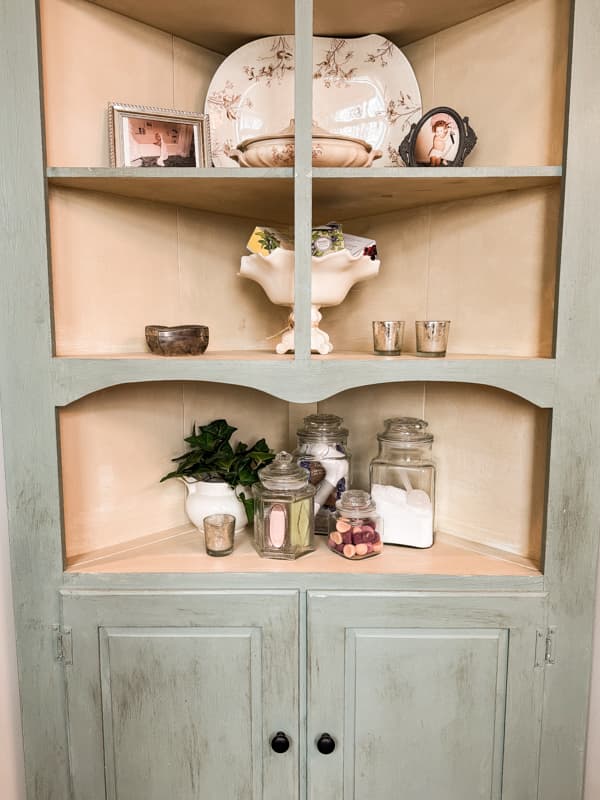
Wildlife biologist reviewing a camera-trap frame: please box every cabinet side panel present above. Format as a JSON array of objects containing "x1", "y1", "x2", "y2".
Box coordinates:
[
  {"x1": 540, "y1": 0, "x2": 600, "y2": 796},
  {"x1": 0, "y1": 0, "x2": 71, "y2": 796}
]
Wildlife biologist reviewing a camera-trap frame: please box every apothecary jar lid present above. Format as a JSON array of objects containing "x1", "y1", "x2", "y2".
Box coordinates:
[
  {"x1": 336, "y1": 489, "x2": 376, "y2": 516},
  {"x1": 377, "y1": 417, "x2": 433, "y2": 444},
  {"x1": 297, "y1": 413, "x2": 349, "y2": 443},
  {"x1": 258, "y1": 451, "x2": 311, "y2": 490}
]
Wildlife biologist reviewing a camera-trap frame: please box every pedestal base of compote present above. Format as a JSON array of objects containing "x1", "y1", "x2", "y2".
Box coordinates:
[{"x1": 275, "y1": 308, "x2": 333, "y2": 355}]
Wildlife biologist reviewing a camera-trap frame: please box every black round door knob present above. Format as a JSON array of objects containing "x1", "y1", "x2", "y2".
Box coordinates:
[
  {"x1": 270, "y1": 731, "x2": 290, "y2": 753},
  {"x1": 316, "y1": 733, "x2": 336, "y2": 754}
]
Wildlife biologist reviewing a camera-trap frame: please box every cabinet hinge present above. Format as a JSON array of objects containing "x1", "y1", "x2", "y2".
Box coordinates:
[
  {"x1": 53, "y1": 625, "x2": 73, "y2": 665},
  {"x1": 535, "y1": 627, "x2": 556, "y2": 668}
]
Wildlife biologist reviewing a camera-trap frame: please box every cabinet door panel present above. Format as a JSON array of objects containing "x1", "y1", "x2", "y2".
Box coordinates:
[
  {"x1": 62, "y1": 591, "x2": 298, "y2": 800},
  {"x1": 100, "y1": 627, "x2": 262, "y2": 800},
  {"x1": 344, "y1": 628, "x2": 507, "y2": 800},
  {"x1": 308, "y1": 592, "x2": 545, "y2": 800}
]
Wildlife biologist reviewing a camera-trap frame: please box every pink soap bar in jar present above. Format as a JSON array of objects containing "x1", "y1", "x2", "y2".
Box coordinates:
[{"x1": 328, "y1": 490, "x2": 383, "y2": 560}]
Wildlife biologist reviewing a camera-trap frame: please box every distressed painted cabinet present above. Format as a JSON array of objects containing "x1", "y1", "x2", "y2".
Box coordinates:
[
  {"x1": 62, "y1": 589, "x2": 545, "y2": 800},
  {"x1": 61, "y1": 591, "x2": 299, "y2": 800},
  {"x1": 308, "y1": 593, "x2": 546, "y2": 800},
  {"x1": 1, "y1": 0, "x2": 599, "y2": 798}
]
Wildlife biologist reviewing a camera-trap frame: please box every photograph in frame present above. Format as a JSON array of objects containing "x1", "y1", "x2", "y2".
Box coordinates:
[
  {"x1": 399, "y1": 107, "x2": 477, "y2": 167},
  {"x1": 109, "y1": 103, "x2": 211, "y2": 168}
]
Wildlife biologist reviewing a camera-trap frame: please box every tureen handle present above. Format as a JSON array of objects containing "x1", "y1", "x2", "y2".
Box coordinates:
[
  {"x1": 366, "y1": 149, "x2": 383, "y2": 167},
  {"x1": 229, "y1": 149, "x2": 250, "y2": 167}
]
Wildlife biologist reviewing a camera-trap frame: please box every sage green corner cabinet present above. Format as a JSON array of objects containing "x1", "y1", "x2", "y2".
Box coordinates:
[{"x1": 1, "y1": 0, "x2": 599, "y2": 798}]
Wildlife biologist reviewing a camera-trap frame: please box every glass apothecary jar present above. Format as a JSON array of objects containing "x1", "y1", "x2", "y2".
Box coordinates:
[
  {"x1": 253, "y1": 451, "x2": 316, "y2": 560},
  {"x1": 328, "y1": 490, "x2": 383, "y2": 560},
  {"x1": 369, "y1": 417, "x2": 435, "y2": 549},
  {"x1": 294, "y1": 413, "x2": 351, "y2": 535}
]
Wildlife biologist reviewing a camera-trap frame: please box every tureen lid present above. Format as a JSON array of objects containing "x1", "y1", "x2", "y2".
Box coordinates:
[{"x1": 236, "y1": 119, "x2": 373, "y2": 151}]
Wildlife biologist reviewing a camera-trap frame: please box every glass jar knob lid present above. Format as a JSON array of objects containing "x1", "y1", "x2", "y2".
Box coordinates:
[
  {"x1": 336, "y1": 489, "x2": 376, "y2": 516},
  {"x1": 297, "y1": 413, "x2": 348, "y2": 442},
  {"x1": 378, "y1": 417, "x2": 433, "y2": 443},
  {"x1": 258, "y1": 451, "x2": 309, "y2": 489}
]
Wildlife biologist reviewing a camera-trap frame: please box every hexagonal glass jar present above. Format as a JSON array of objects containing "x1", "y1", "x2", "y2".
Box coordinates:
[{"x1": 252, "y1": 452, "x2": 316, "y2": 560}]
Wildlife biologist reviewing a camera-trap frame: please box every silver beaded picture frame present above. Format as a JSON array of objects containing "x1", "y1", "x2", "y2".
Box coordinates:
[{"x1": 108, "y1": 102, "x2": 211, "y2": 168}]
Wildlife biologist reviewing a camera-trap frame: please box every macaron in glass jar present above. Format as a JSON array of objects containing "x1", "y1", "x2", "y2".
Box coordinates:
[{"x1": 328, "y1": 490, "x2": 383, "y2": 560}]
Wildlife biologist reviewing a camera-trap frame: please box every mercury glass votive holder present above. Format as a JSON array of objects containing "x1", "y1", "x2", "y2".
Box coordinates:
[
  {"x1": 372, "y1": 321, "x2": 405, "y2": 355},
  {"x1": 203, "y1": 513, "x2": 235, "y2": 556},
  {"x1": 415, "y1": 320, "x2": 451, "y2": 357}
]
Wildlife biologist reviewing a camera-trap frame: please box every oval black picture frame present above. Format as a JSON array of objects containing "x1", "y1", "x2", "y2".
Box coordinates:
[{"x1": 399, "y1": 107, "x2": 477, "y2": 167}]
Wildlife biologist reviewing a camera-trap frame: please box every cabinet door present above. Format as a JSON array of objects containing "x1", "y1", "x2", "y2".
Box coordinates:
[
  {"x1": 308, "y1": 591, "x2": 545, "y2": 800},
  {"x1": 61, "y1": 590, "x2": 299, "y2": 800}
]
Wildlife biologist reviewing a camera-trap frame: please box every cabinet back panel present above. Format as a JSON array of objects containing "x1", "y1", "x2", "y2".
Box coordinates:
[
  {"x1": 403, "y1": 0, "x2": 569, "y2": 166},
  {"x1": 59, "y1": 382, "x2": 291, "y2": 560},
  {"x1": 40, "y1": 0, "x2": 222, "y2": 167},
  {"x1": 319, "y1": 382, "x2": 548, "y2": 562},
  {"x1": 49, "y1": 188, "x2": 290, "y2": 354},
  {"x1": 321, "y1": 187, "x2": 559, "y2": 357}
]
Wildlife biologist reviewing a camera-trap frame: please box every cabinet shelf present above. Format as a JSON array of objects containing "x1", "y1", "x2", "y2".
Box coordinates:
[
  {"x1": 47, "y1": 167, "x2": 561, "y2": 220},
  {"x1": 84, "y1": 0, "x2": 515, "y2": 52},
  {"x1": 51, "y1": 355, "x2": 556, "y2": 407},
  {"x1": 65, "y1": 525, "x2": 541, "y2": 578},
  {"x1": 47, "y1": 168, "x2": 294, "y2": 222},
  {"x1": 313, "y1": 167, "x2": 562, "y2": 219}
]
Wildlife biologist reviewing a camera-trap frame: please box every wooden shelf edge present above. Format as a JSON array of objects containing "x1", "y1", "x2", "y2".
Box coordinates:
[
  {"x1": 312, "y1": 166, "x2": 563, "y2": 179},
  {"x1": 47, "y1": 166, "x2": 294, "y2": 180},
  {"x1": 47, "y1": 165, "x2": 562, "y2": 182},
  {"x1": 50, "y1": 355, "x2": 557, "y2": 408}
]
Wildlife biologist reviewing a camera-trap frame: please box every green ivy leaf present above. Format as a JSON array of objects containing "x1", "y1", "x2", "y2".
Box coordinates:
[{"x1": 161, "y1": 418, "x2": 276, "y2": 490}]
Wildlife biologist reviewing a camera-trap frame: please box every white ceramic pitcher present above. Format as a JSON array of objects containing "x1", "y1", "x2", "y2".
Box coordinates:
[{"x1": 181, "y1": 477, "x2": 247, "y2": 533}]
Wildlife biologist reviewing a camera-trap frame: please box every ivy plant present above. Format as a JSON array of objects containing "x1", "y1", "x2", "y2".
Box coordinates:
[{"x1": 161, "y1": 418, "x2": 276, "y2": 522}]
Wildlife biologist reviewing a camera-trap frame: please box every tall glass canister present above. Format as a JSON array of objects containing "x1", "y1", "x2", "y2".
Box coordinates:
[
  {"x1": 369, "y1": 417, "x2": 435, "y2": 548},
  {"x1": 294, "y1": 413, "x2": 351, "y2": 534},
  {"x1": 253, "y1": 451, "x2": 316, "y2": 560}
]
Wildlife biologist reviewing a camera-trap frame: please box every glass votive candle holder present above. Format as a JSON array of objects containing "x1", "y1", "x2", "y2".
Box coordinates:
[
  {"x1": 372, "y1": 321, "x2": 405, "y2": 355},
  {"x1": 415, "y1": 320, "x2": 451, "y2": 357},
  {"x1": 203, "y1": 513, "x2": 235, "y2": 556}
]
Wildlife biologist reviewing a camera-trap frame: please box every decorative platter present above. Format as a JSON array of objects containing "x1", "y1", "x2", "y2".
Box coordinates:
[{"x1": 205, "y1": 34, "x2": 421, "y2": 168}]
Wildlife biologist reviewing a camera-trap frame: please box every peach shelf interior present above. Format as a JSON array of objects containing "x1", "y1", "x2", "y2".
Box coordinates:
[
  {"x1": 59, "y1": 381, "x2": 549, "y2": 576},
  {"x1": 66, "y1": 525, "x2": 541, "y2": 576}
]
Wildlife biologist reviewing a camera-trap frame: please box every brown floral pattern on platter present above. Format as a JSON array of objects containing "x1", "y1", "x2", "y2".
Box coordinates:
[
  {"x1": 207, "y1": 81, "x2": 252, "y2": 121},
  {"x1": 244, "y1": 36, "x2": 294, "y2": 85},
  {"x1": 314, "y1": 39, "x2": 356, "y2": 88}
]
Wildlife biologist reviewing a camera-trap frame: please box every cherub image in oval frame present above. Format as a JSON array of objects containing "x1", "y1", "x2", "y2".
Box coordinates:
[{"x1": 399, "y1": 107, "x2": 477, "y2": 167}]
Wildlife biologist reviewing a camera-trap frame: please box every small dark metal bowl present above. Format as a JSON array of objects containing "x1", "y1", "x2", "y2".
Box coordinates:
[{"x1": 145, "y1": 325, "x2": 209, "y2": 356}]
